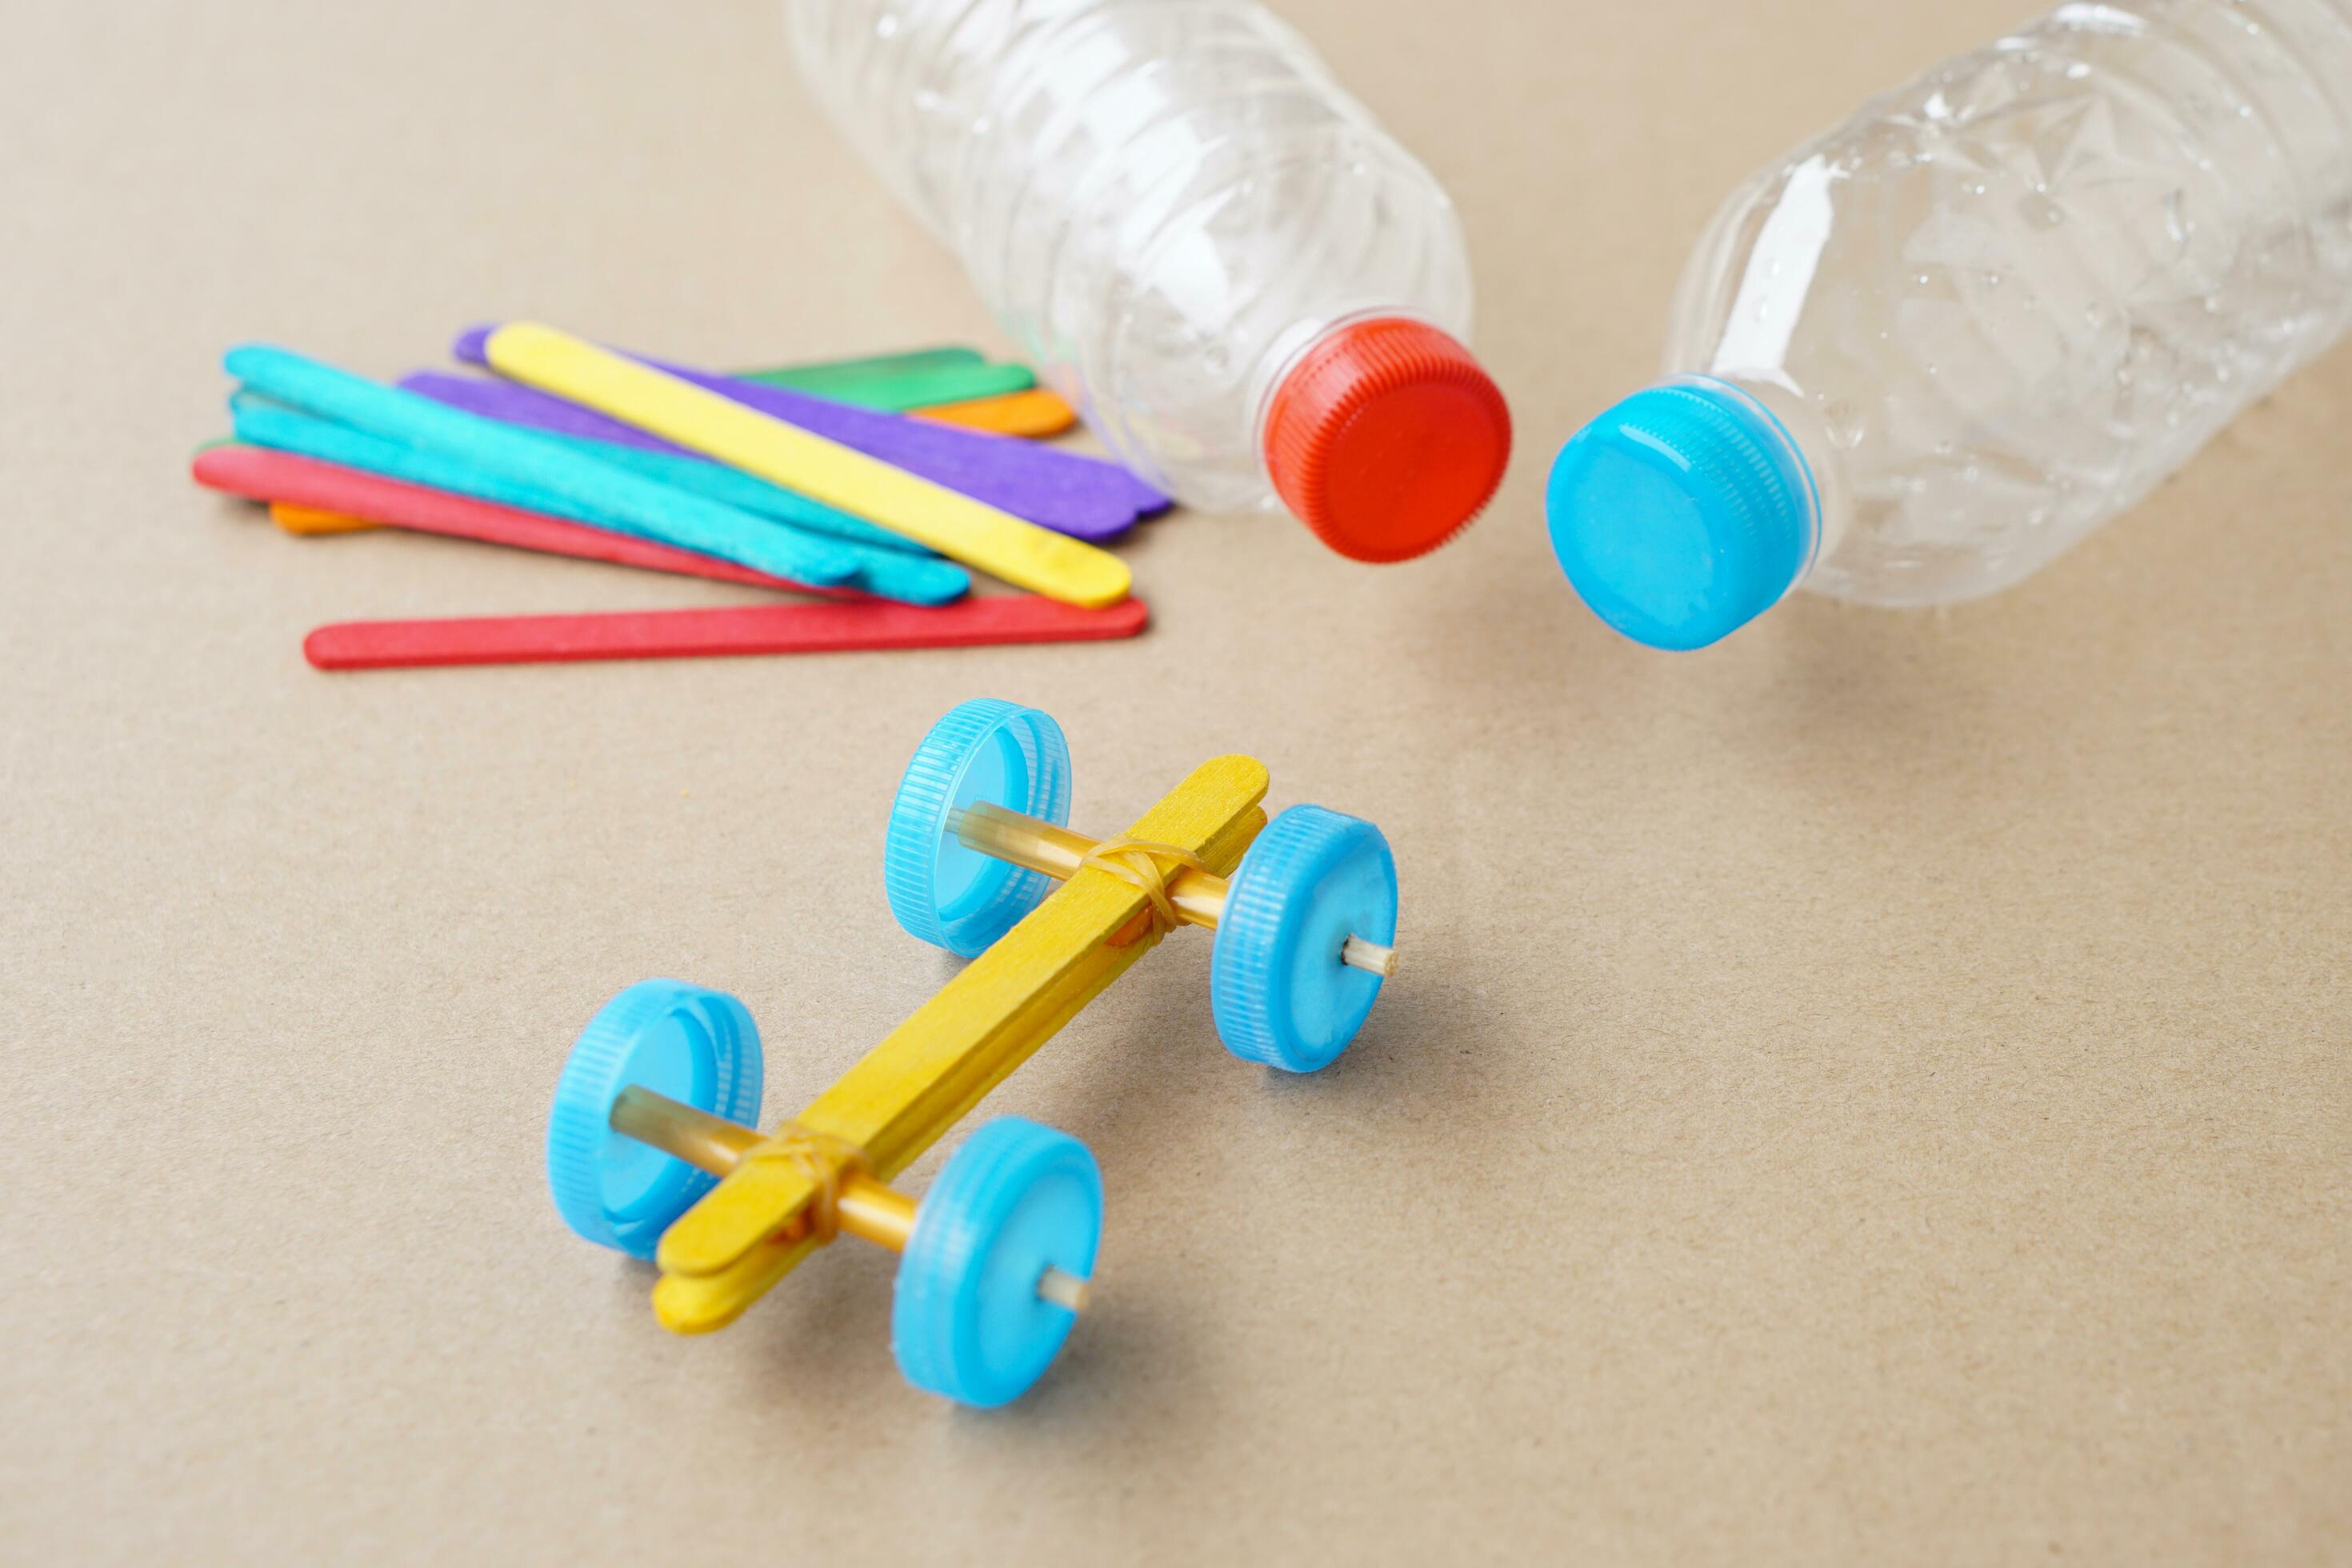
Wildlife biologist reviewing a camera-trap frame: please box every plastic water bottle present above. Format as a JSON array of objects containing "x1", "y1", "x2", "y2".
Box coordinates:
[
  {"x1": 1545, "y1": 1, "x2": 2352, "y2": 650},
  {"x1": 783, "y1": 0, "x2": 1513, "y2": 562}
]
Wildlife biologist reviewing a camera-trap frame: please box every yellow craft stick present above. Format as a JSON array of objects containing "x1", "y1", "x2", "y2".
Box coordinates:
[
  {"x1": 614, "y1": 1085, "x2": 1093, "y2": 1318},
  {"x1": 271, "y1": 502, "x2": 378, "y2": 535},
  {"x1": 484, "y1": 322, "x2": 1132, "y2": 609},
  {"x1": 650, "y1": 754, "x2": 1270, "y2": 1334}
]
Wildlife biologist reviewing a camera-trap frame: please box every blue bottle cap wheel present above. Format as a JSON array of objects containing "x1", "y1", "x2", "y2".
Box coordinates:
[
  {"x1": 885, "y1": 699, "x2": 1074, "y2": 957},
  {"x1": 546, "y1": 980, "x2": 765, "y2": 1260},
  {"x1": 1545, "y1": 376, "x2": 1820, "y2": 650},
  {"x1": 892, "y1": 1117, "x2": 1104, "y2": 1407},
  {"x1": 1211, "y1": 805, "x2": 1398, "y2": 1074}
]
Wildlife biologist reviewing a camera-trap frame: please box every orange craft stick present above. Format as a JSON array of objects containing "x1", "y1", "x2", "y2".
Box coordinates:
[
  {"x1": 271, "y1": 502, "x2": 378, "y2": 535},
  {"x1": 914, "y1": 389, "x2": 1079, "y2": 438}
]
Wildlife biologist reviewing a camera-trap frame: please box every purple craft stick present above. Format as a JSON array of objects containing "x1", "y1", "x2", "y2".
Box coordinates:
[
  {"x1": 442, "y1": 326, "x2": 1169, "y2": 541},
  {"x1": 404, "y1": 372, "x2": 677, "y2": 456}
]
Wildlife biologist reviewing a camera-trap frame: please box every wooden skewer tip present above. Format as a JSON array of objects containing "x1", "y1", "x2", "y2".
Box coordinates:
[
  {"x1": 1342, "y1": 937, "x2": 1398, "y2": 978},
  {"x1": 1038, "y1": 1267, "x2": 1092, "y2": 1314}
]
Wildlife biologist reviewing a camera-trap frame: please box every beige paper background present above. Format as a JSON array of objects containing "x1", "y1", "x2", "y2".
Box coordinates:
[{"x1": 3, "y1": 0, "x2": 2346, "y2": 1560}]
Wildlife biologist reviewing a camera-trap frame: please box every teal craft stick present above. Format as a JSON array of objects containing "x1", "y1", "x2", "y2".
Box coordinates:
[
  {"x1": 227, "y1": 390, "x2": 970, "y2": 606},
  {"x1": 225, "y1": 345, "x2": 864, "y2": 593},
  {"x1": 230, "y1": 395, "x2": 583, "y2": 519},
  {"x1": 524, "y1": 426, "x2": 941, "y2": 559}
]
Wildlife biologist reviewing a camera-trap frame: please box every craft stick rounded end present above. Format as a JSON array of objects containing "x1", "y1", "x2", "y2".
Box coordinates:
[{"x1": 1068, "y1": 563, "x2": 1134, "y2": 610}]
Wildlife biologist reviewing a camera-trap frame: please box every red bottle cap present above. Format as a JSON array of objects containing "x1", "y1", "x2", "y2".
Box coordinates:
[{"x1": 1262, "y1": 318, "x2": 1512, "y2": 562}]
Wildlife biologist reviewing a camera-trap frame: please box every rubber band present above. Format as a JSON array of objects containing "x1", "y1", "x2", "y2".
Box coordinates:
[
  {"x1": 740, "y1": 1124, "x2": 870, "y2": 1246},
  {"x1": 1078, "y1": 838, "x2": 1210, "y2": 936}
]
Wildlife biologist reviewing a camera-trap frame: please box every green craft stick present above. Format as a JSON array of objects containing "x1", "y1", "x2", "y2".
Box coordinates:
[
  {"x1": 746, "y1": 346, "x2": 986, "y2": 391},
  {"x1": 738, "y1": 358, "x2": 1037, "y2": 412}
]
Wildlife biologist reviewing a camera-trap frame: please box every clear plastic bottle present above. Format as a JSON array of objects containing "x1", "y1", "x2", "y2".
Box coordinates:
[
  {"x1": 1545, "y1": 0, "x2": 2352, "y2": 650},
  {"x1": 784, "y1": 0, "x2": 1513, "y2": 562}
]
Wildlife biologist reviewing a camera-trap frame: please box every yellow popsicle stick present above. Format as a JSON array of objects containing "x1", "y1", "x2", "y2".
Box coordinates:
[
  {"x1": 484, "y1": 322, "x2": 1132, "y2": 609},
  {"x1": 650, "y1": 753, "x2": 1270, "y2": 1334},
  {"x1": 271, "y1": 502, "x2": 378, "y2": 535},
  {"x1": 613, "y1": 1086, "x2": 1095, "y2": 1311}
]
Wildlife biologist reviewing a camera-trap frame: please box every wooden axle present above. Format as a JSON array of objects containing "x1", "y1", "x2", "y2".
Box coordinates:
[
  {"x1": 611, "y1": 1086, "x2": 1090, "y2": 1312},
  {"x1": 950, "y1": 800, "x2": 1398, "y2": 978}
]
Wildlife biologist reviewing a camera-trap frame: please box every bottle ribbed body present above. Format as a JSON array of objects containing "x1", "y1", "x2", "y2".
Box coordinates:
[
  {"x1": 786, "y1": 0, "x2": 1478, "y2": 511},
  {"x1": 1667, "y1": 0, "x2": 2352, "y2": 606}
]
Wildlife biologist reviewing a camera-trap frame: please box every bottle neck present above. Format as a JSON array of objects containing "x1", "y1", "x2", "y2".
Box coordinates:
[{"x1": 1715, "y1": 377, "x2": 1852, "y2": 582}]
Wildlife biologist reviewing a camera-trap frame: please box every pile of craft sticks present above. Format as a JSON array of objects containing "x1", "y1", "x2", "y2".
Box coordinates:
[{"x1": 194, "y1": 327, "x2": 1169, "y2": 670}]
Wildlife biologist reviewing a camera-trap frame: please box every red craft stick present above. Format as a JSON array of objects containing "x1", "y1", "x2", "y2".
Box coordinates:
[
  {"x1": 191, "y1": 444, "x2": 862, "y2": 599},
  {"x1": 304, "y1": 594, "x2": 1150, "y2": 670}
]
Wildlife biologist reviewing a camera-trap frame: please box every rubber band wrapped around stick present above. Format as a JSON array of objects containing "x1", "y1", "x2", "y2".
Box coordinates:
[
  {"x1": 1078, "y1": 838, "x2": 1212, "y2": 938},
  {"x1": 741, "y1": 1125, "x2": 873, "y2": 1246}
]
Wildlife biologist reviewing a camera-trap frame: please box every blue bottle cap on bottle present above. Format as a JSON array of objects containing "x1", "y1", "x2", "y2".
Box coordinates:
[{"x1": 1544, "y1": 377, "x2": 1820, "y2": 651}]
